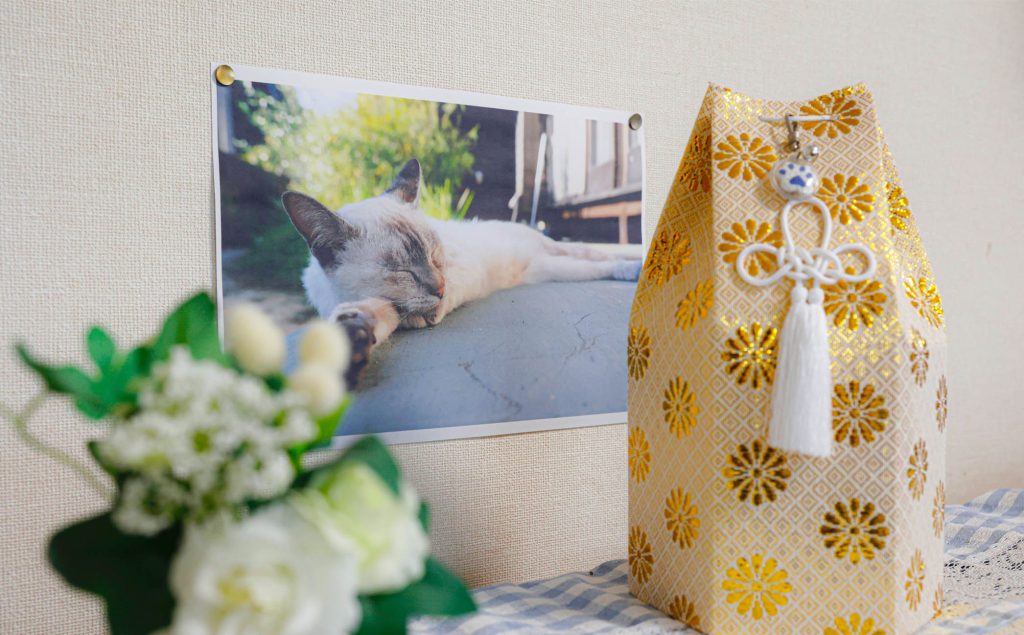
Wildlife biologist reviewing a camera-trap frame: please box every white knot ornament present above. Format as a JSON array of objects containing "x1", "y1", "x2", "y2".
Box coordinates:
[{"x1": 736, "y1": 158, "x2": 876, "y2": 457}]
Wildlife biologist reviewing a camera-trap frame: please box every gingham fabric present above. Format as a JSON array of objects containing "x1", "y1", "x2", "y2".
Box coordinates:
[{"x1": 414, "y1": 489, "x2": 1024, "y2": 634}]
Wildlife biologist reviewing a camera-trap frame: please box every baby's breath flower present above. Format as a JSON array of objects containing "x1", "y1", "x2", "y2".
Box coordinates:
[{"x1": 98, "y1": 347, "x2": 318, "y2": 534}]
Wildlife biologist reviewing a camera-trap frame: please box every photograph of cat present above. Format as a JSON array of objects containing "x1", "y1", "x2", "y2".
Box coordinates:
[
  {"x1": 214, "y1": 65, "x2": 644, "y2": 443},
  {"x1": 283, "y1": 159, "x2": 642, "y2": 388}
]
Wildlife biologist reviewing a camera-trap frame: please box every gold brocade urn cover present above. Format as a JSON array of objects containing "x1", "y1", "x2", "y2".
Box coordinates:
[{"x1": 627, "y1": 84, "x2": 947, "y2": 634}]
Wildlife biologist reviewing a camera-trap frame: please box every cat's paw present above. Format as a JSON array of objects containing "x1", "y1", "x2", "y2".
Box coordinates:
[
  {"x1": 612, "y1": 259, "x2": 643, "y2": 281},
  {"x1": 329, "y1": 305, "x2": 377, "y2": 389},
  {"x1": 402, "y1": 314, "x2": 429, "y2": 329}
]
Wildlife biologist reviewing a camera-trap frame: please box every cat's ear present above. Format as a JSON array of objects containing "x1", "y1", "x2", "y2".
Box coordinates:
[
  {"x1": 385, "y1": 159, "x2": 421, "y2": 205},
  {"x1": 281, "y1": 192, "x2": 358, "y2": 270}
]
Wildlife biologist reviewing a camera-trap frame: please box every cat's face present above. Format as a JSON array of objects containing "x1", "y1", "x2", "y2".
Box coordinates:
[{"x1": 282, "y1": 159, "x2": 447, "y2": 318}]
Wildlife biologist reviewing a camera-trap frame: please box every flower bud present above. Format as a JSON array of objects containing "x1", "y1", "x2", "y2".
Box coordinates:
[
  {"x1": 299, "y1": 320, "x2": 351, "y2": 372},
  {"x1": 225, "y1": 304, "x2": 286, "y2": 376},
  {"x1": 288, "y1": 363, "x2": 344, "y2": 415}
]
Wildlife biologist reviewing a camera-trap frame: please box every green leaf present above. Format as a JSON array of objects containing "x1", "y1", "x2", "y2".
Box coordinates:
[
  {"x1": 311, "y1": 397, "x2": 349, "y2": 447},
  {"x1": 418, "y1": 501, "x2": 430, "y2": 533},
  {"x1": 49, "y1": 513, "x2": 179, "y2": 635},
  {"x1": 150, "y1": 293, "x2": 224, "y2": 365},
  {"x1": 17, "y1": 345, "x2": 108, "y2": 418},
  {"x1": 87, "y1": 441, "x2": 119, "y2": 477},
  {"x1": 337, "y1": 436, "x2": 400, "y2": 495},
  {"x1": 354, "y1": 558, "x2": 476, "y2": 635},
  {"x1": 87, "y1": 327, "x2": 116, "y2": 371}
]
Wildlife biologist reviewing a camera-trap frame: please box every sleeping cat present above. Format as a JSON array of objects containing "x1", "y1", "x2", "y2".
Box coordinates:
[{"x1": 282, "y1": 159, "x2": 642, "y2": 386}]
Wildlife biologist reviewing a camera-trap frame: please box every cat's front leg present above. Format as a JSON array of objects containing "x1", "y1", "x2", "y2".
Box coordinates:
[{"x1": 328, "y1": 298, "x2": 400, "y2": 388}]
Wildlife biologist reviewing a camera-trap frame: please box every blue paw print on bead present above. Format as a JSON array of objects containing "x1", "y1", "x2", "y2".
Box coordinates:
[
  {"x1": 778, "y1": 163, "x2": 811, "y2": 188},
  {"x1": 773, "y1": 159, "x2": 819, "y2": 198}
]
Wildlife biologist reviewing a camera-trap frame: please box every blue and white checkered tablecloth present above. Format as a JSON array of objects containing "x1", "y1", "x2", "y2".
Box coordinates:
[{"x1": 414, "y1": 489, "x2": 1024, "y2": 634}]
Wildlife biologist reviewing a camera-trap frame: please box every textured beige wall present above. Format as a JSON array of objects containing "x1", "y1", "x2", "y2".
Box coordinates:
[{"x1": 1, "y1": 1, "x2": 1022, "y2": 633}]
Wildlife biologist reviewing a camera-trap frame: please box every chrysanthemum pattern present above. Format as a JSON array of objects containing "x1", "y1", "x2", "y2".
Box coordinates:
[
  {"x1": 832, "y1": 381, "x2": 889, "y2": 447},
  {"x1": 823, "y1": 269, "x2": 887, "y2": 330},
  {"x1": 723, "y1": 440, "x2": 791, "y2": 505},
  {"x1": 629, "y1": 526, "x2": 654, "y2": 584},
  {"x1": 667, "y1": 594, "x2": 701, "y2": 629},
  {"x1": 628, "y1": 324, "x2": 651, "y2": 381},
  {"x1": 907, "y1": 439, "x2": 929, "y2": 500},
  {"x1": 936, "y1": 375, "x2": 948, "y2": 432},
  {"x1": 719, "y1": 219, "x2": 783, "y2": 277},
  {"x1": 713, "y1": 133, "x2": 777, "y2": 181},
  {"x1": 675, "y1": 279, "x2": 713, "y2": 331},
  {"x1": 664, "y1": 487, "x2": 700, "y2": 549},
  {"x1": 662, "y1": 377, "x2": 699, "y2": 439},
  {"x1": 645, "y1": 228, "x2": 692, "y2": 287},
  {"x1": 905, "y1": 549, "x2": 925, "y2": 610},
  {"x1": 800, "y1": 91, "x2": 863, "y2": 138},
  {"x1": 628, "y1": 426, "x2": 651, "y2": 483},
  {"x1": 819, "y1": 174, "x2": 875, "y2": 225},
  {"x1": 905, "y1": 276, "x2": 944, "y2": 328},
  {"x1": 933, "y1": 584, "x2": 944, "y2": 619},
  {"x1": 721, "y1": 322, "x2": 777, "y2": 390},
  {"x1": 679, "y1": 129, "x2": 712, "y2": 194},
  {"x1": 887, "y1": 182, "x2": 913, "y2": 233},
  {"x1": 820, "y1": 498, "x2": 890, "y2": 564},
  {"x1": 910, "y1": 329, "x2": 929, "y2": 386},
  {"x1": 824, "y1": 613, "x2": 887, "y2": 635},
  {"x1": 933, "y1": 481, "x2": 945, "y2": 539},
  {"x1": 722, "y1": 553, "x2": 792, "y2": 620}
]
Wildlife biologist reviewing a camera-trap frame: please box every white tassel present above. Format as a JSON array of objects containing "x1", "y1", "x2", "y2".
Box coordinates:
[{"x1": 767, "y1": 284, "x2": 833, "y2": 457}]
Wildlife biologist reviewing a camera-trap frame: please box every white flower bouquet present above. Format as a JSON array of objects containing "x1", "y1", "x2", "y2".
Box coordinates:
[{"x1": 5, "y1": 293, "x2": 475, "y2": 635}]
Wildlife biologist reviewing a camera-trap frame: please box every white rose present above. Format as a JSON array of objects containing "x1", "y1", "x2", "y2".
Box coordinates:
[
  {"x1": 298, "y1": 320, "x2": 351, "y2": 372},
  {"x1": 287, "y1": 364, "x2": 344, "y2": 416},
  {"x1": 225, "y1": 304, "x2": 286, "y2": 376},
  {"x1": 169, "y1": 507, "x2": 360, "y2": 635},
  {"x1": 290, "y1": 462, "x2": 429, "y2": 594}
]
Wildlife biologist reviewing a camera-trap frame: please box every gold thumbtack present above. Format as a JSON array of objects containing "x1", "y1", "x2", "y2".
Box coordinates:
[
  {"x1": 214, "y1": 65, "x2": 236, "y2": 86},
  {"x1": 628, "y1": 113, "x2": 643, "y2": 131}
]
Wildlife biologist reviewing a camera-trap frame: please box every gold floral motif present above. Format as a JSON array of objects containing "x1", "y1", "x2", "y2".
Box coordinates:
[
  {"x1": 904, "y1": 276, "x2": 944, "y2": 328},
  {"x1": 645, "y1": 229, "x2": 692, "y2": 286},
  {"x1": 628, "y1": 324, "x2": 652, "y2": 381},
  {"x1": 722, "y1": 322, "x2": 778, "y2": 390},
  {"x1": 713, "y1": 133, "x2": 777, "y2": 181},
  {"x1": 933, "y1": 583, "x2": 945, "y2": 619},
  {"x1": 628, "y1": 526, "x2": 654, "y2": 584},
  {"x1": 723, "y1": 440, "x2": 792, "y2": 505},
  {"x1": 676, "y1": 279, "x2": 714, "y2": 330},
  {"x1": 719, "y1": 219, "x2": 783, "y2": 276},
  {"x1": 679, "y1": 129, "x2": 711, "y2": 193},
  {"x1": 933, "y1": 481, "x2": 946, "y2": 538},
  {"x1": 820, "y1": 498, "x2": 890, "y2": 564},
  {"x1": 907, "y1": 439, "x2": 929, "y2": 500},
  {"x1": 722, "y1": 553, "x2": 792, "y2": 620},
  {"x1": 800, "y1": 91, "x2": 863, "y2": 138},
  {"x1": 667, "y1": 594, "x2": 701, "y2": 629},
  {"x1": 910, "y1": 328, "x2": 929, "y2": 387},
  {"x1": 832, "y1": 381, "x2": 889, "y2": 447},
  {"x1": 664, "y1": 487, "x2": 700, "y2": 549},
  {"x1": 819, "y1": 174, "x2": 875, "y2": 224},
  {"x1": 628, "y1": 426, "x2": 651, "y2": 483},
  {"x1": 905, "y1": 549, "x2": 925, "y2": 610},
  {"x1": 824, "y1": 613, "x2": 887, "y2": 635},
  {"x1": 663, "y1": 377, "x2": 699, "y2": 439},
  {"x1": 823, "y1": 268, "x2": 887, "y2": 330},
  {"x1": 936, "y1": 375, "x2": 948, "y2": 432},
  {"x1": 887, "y1": 182, "x2": 913, "y2": 233}
]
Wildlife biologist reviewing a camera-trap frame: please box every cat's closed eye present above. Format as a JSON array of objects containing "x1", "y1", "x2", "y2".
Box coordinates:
[{"x1": 390, "y1": 270, "x2": 419, "y2": 284}]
